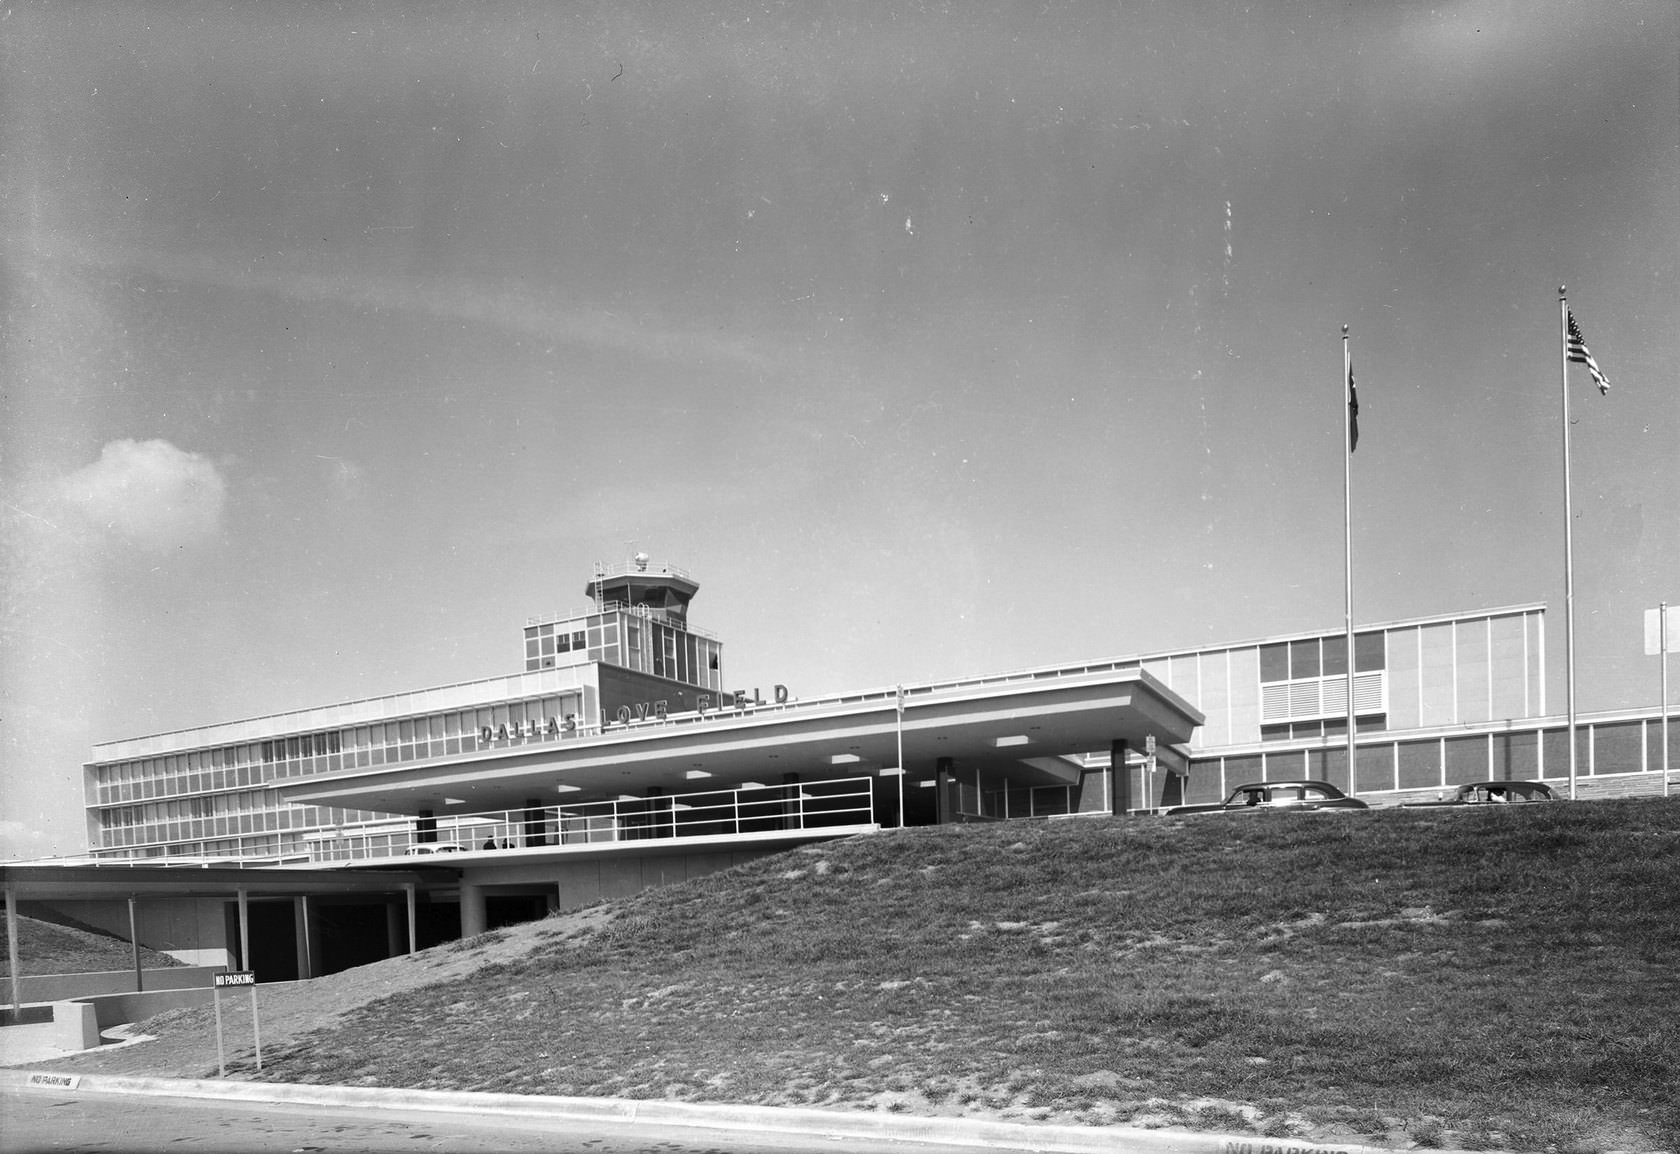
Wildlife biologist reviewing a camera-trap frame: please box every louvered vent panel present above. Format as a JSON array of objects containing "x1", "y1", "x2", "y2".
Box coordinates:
[
  {"x1": 1260, "y1": 671, "x2": 1387, "y2": 722},
  {"x1": 1289, "y1": 681, "x2": 1319, "y2": 716},
  {"x1": 1354, "y1": 670, "x2": 1385, "y2": 712}
]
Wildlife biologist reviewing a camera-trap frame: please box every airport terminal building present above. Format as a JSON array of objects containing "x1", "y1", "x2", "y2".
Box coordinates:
[
  {"x1": 0, "y1": 557, "x2": 1667, "y2": 985},
  {"x1": 80, "y1": 559, "x2": 1674, "y2": 867}
]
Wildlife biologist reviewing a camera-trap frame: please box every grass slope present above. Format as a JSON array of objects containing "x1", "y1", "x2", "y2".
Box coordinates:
[
  {"x1": 2, "y1": 914, "x2": 184, "y2": 978},
  {"x1": 184, "y1": 801, "x2": 1680, "y2": 1148}
]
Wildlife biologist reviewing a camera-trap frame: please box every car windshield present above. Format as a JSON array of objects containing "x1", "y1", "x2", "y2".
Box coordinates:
[{"x1": 1457, "y1": 784, "x2": 1536, "y2": 802}]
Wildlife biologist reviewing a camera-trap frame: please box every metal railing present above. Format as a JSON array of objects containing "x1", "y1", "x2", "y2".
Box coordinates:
[
  {"x1": 970, "y1": 783, "x2": 1078, "y2": 822},
  {"x1": 304, "y1": 776, "x2": 876, "y2": 863}
]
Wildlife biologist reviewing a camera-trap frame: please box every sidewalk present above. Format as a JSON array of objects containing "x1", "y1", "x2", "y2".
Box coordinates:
[
  {"x1": 0, "y1": 1066, "x2": 1392, "y2": 1154},
  {"x1": 0, "y1": 1022, "x2": 83, "y2": 1067}
]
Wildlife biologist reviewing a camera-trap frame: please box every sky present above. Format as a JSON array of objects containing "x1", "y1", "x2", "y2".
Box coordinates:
[{"x1": 2, "y1": 2, "x2": 1676, "y2": 858}]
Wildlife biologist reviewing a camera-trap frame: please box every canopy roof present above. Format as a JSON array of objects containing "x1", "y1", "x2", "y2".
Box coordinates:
[{"x1": 280, "y1": 666, "x2": 1203, "y2": 816}]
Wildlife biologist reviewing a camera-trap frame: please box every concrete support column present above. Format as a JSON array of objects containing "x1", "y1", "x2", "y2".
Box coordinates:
[
  {"x1": 236, "y1": 888, "x2": 251, "y2": 971},
  {"x1": 460, "y1": 882, "x2": 488, "y2": 939},
  {"x1": 1110, "y1": 740, "x2": 1131, "y2": 815},
  {"x1": 416, "y1": 809, "x2": 437, "y2": 845},
  {"x1": 5, "y1": 884, "x2": 21, "y2": 1010},
  {"x1": 293, "y1": 897, "x2": 307, "y2": 979},
  {"x1": 523, "y1": 799, "x2": 545, "y2": 847},
  {"x1": 293, "y1": 895, "x2": 319, "y2": 980},
  {"x1": 385, "y1": 901, "x2": 403, "y2": 958},
  {"x1": 935, "y1": 757, "x2": 953, "y2": 825},
  {"x1": 781, "y1": 773, "x2": 800, "y2": 830},
  {"x1": 127, "y1": 895, "x2": 142, "y2": 992},
  {"x1": 404, "y1": 884, "x2": 418, "y2": 955},
  {"x1": 644, "y1": 787, "x2": 670, "y2": 838}
]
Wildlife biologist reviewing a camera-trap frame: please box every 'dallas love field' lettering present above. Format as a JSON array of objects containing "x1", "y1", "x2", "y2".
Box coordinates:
[
  {"x1": 479, "y1": 685, "x2": 794, "y2": 742},
  {"x1": 480, "y1": 715, "x2": 578, "y2": 744},
  {"x1": 605, "y1": 685, "x2": 791, "y2": 726}
]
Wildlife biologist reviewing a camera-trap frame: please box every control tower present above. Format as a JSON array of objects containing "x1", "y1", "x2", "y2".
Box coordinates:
[
  {"x1": 523, "y1": 556, "x2": 721, "y2": 689},
  {"x1": 587, "y1": 553, "x2": 700, "y2": 628}
]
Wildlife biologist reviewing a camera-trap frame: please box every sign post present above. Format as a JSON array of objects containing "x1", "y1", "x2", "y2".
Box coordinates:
[
  {"x1": 211, "y1": 970, "x2": 259, "y2": 1076},
  {"x1": 1647, "y1": 604, "x2": 1677, "y2": 798}
]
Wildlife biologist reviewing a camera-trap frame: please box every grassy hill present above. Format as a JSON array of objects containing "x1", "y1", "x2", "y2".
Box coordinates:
[
  {"x1": 2, "y1": 912, "x2": 185, "y2": 977},
  {"x1": 128, "y1": 798, "x2": 1680, "y2": 1149}
]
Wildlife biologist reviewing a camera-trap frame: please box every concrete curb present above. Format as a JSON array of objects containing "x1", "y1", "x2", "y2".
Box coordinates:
[{"x1": 0, "y1": 1068, "x2": 1394, "y2": 1154}]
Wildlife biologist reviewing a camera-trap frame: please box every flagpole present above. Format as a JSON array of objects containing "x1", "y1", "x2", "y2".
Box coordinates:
[
  {"x1": 1559, "y1": 287, "x2": 1578, "y2": 801},
  {"x1": 1343, "y1": 325, "x2": 1357, "y2": 795}
]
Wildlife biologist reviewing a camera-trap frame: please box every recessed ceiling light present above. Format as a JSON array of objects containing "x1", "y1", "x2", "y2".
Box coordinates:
[
  {"x1": 685, "y1": 770, "x2": 712, "y2": 779},
  {"x1": 994, "y1": 735, "x2": 1029, "y2": 748}
]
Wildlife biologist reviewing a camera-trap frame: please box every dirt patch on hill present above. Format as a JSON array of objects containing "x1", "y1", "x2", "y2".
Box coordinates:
[{"x1": 24, "y1": 907, "x2": 613, "y2": 1081}]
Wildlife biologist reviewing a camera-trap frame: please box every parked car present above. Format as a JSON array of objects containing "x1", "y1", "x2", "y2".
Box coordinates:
[
  {"x1": 1165, "y1": 780, "x2": 1368, "y2": 815},
  {"x1": 1404, "y1": 781, "x2": 1558, "y2": 807},
  {"x1": 403, "y1": 843, "x2": 465, "y2": 855}
]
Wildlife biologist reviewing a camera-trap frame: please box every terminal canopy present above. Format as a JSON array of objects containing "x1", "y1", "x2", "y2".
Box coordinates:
[{"x1": 281, "y1": 667, "x2": 1202, "y2": 817}]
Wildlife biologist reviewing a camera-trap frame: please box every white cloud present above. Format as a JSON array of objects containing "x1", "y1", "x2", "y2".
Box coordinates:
[{"x1": 56, "y1": 439, "x2": 227, "y2": 550}]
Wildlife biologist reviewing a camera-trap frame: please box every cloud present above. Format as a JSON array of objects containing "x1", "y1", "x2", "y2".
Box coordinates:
[
  {"x1": 14, "y1": 235, "x2": 777, "y2": 377},
  {"x1": 55, "y1": 439, "x2": 228, "y2": 550}
]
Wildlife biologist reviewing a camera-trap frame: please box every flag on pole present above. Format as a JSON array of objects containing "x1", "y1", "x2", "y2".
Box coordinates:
[
  {"x1": 1347, "y1": 357, "x2": 1360, "y2": 452},
  {"x1": 1566, "y1": 311, "x2": 1611, "y2": 395}
]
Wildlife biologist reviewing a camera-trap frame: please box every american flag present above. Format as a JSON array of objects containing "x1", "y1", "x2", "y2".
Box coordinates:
[{"x1": 1566, "y1": 311, "x2": 1611, "y2": 395}]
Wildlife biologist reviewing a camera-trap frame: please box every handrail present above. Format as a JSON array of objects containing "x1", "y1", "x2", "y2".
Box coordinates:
[
  {"x1": 592, "y1": 560, "x2": 696, "y2": 584},
  {"x1": 303, "y1": 776, "x2": 875, "y2": 864}
]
